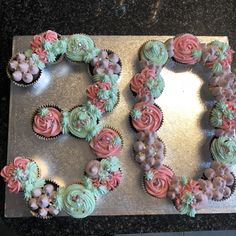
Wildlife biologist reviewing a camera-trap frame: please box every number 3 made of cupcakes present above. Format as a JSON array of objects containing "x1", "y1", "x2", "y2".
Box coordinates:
[
  {"x1": 130, "y1": 34, "x2": 236, "y2": 217},
  {"x1": 2, "y1": 31, "x2": 123, "y2": 219}
]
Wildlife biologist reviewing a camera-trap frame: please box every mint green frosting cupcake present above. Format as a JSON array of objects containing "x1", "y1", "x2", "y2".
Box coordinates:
[
  {"x1": 145, "y1": 73, "x2": 165, "y2": 98},
  {"x1": 140, "y1": 40, "x2": 168, "y2": 66},
  {"x1": 68, "y1": 102, "x2": 102, "y2": 140},
  {"x1": 211, "y1": 136, "x2": 236, "y2": 166},
  {"x1": 61, "y1": 184, "x2": 95, "y2": 218},
  {"x1": 66, "y1": 34, "x2": 100, "y2": 63}
]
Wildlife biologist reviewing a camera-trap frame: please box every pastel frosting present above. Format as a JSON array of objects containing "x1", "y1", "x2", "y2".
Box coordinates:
[
  {"x1": 66, "y1": 34, "x2": 99, "y2": 63},
  {"x1": 144, "y1": 166, "x2": 174, "y2": 198},
  {"x1": 140, "y1": 40, "x2": 168, "y2": 66},
  {"x1": 33, "y1": 107, "x2": 62, "y2": 138},
  {"x1": 172, "y1": 33, "x2": 202, "y2": 64},
  {"x1": 67, "y1": 102, "x2": 102, "y2": 141},
  {"x1": 211, "y1": 136, "x2": 236, "y2": 166},
  {"x1": 131, "y1": 102, "x2": 163, "y2": 132},
  {"x1": 61, "y1": 184, "x2": 95, "y2": 218},
  {"x1": 89, "y1": 127, "x2": 122, "y2": 158}
]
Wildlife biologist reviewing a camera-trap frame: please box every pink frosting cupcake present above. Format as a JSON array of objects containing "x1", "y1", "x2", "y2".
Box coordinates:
[
  {"x1": 130, "y1": 102, "x2": 163, "y2": 132},
  {"x1": 32, "y1": 106, "x2": 62, "y2": 139},
  {"x1": 89, "y1": 127, "x2": 123, "y2": 158}
]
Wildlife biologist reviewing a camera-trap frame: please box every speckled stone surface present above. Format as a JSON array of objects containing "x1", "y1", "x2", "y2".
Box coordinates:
[{"x1": 1, "y1": 0, "x2": 236, "y2": 235}]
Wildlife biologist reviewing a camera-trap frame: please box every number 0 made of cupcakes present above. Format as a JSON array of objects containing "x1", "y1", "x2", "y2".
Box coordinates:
[
  {"x1": 130, "y1": 34, "x2": 236, "y2": 217},
  {"x1": 2, "y1": 31, "x2": 123, "y2": 219}
]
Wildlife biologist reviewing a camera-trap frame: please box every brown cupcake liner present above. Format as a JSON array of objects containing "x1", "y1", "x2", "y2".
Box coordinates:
[
  {"x1": 28, "y1": 179, "x2": 60, "y2": 220},
  {"x1": 142, "y1": 164, "x2": 175, "y2": 199},
  {"x1": 32, "y1": 104, "x2": 63, "y2": 140},
  {"x1": 6, "y1": 54, "x2": 42, "y2": 88}
]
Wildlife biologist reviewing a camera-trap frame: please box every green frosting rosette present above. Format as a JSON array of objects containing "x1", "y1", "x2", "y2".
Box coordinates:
[
  {"x1": 61, "y1": 184, "x2": 95, "y2": 218},
  {"x1": 211, "y1": 136, "x2": 236, "y2": 166},
  {"x1": 140, "y1": 40, "x2": 168, "y2": 66},
  {"x1": 145, "y1": 73, "x2": 165, "y2": 98},
  {"x1": 67, "y1": 102, "x2": 102, "y2": 140},
  {"x1": 66, "y1": 34, "x2": 100, "y2": 63}
]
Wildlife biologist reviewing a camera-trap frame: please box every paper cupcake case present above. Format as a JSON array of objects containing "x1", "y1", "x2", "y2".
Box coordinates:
[{"x1": 31, "y1": 104, "x2": 63, "y2": 141}]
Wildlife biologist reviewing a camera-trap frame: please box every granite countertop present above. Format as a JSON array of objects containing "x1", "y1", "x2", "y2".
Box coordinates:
[{"x1": 1, "y1": 0, "x2": 236, "y2": 235}]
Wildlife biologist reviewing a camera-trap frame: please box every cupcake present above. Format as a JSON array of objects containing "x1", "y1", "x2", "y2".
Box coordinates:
[
  {"x1": 89, "y1": 127, "x2": 123, "y2": 158},
  {"x1": 28, "y1": 180, "x2": 61, "y2": 219},
  {"x1": 65, "y1": 102, "x2": 102, "y2": 141},
  {"x1": 201, "y1": 40, "x2": 234, "y2": 73},
  {"x1": 130, "y1": 102, "x2": 163, "y2": 132},
  {"x1": 65, "y1": 34, "x2": 99, "y2": 63},
  {"x1": 143, "y1": 165, "x2": 174, "y2": 198},
  {"x1": 130, "y1": 65, "x2": 165, "y2": 100},
  {"x1": 167, "y1": 176, "x2": 210, "y2": 217},
  {"x1": 28, "y1": 30, "x2": 66, "y2": 67},
  {"x1": 84, "y1": 156, "x2": 122, "y2": 193},
  {"x1": 89, "y1": 49, "x2": 122, "y2": 76},
  {"x1": 208, "y1": 72, "x2": 236, "y2": 102},
  {"x1": 133, "y1": 131, "x2": 165, "y2": 171},
  {"x1": 86, "y1": 81, "x2": 119, "y2": 113},
  {"x1": 32, "y1": 106, "x2": 62, "y2": 139},
  {"x1": 165, "y1": 33, "x2": 202, "y2": 65},
  {"x1": 139, "y1": 40, "x2": 168, "y2": 68},
  {"x1": 210, "y1": 136, "x2": 236, "y2": 166},
  {"x1": 202, "y1": 161, "x2": 235, "y2": 201},
  {"x1": 210, "y1": 100, "x2": 236, "y2": 135},
  {"x1": 7, "y1": 52, "x2": 41, "y2": 87}
]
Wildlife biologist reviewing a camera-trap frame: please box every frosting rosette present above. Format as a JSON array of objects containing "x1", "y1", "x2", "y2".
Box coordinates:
[
  {"x1": 173, "y1": 33, "x2": 202, "y2": 64},
  {"x1": 61, "y1": 184, "x2": 95, "y2": 218},
  {"x1": 33, "y1": 107, "x2": 62, "y2": 138},
  {"x1": 89, "y1": 127, "x2": 122, "y2": 158},
  {"x1": 211, "y1": 136, "x2": 236, "y2": 166},
  {"x1": 139, "y1": 40, "x2": 168, "y2": 66},
  {"x1": 130, "y1": 102, "x2": 163, "y2": 132},
  {"x1": 144, "y1": 165, "x2": 174, "y2": 198}
]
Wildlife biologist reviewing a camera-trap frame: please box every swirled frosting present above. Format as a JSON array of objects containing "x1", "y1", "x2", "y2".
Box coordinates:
[
  {"x1": 33, "y1": 107, "x2": 62, "y2": 138},
  {"x1": 131, "y1": 102, "x2": 163, "y2": 132},
  {"x1": 139, "y1": 40, "x2": 168, "y2": 66},
  {"x1": 144, "y1": 166, "x2": 174, "y2": 198},
  {"x1": 66, "y1": 34, "x2": 99, "y2": 62},
  {"x1": 62, "y1": 184, "x2": 95, "y2": 218},
  {"x1": 89, "y1": 127, "x2": 122, "y2": 158},
  {"x1": 211, "y1": 136, "x2": 236, "y2": 166},
  {"x1": 173, "y1": 34, "x2": 202, "y2": 64}
]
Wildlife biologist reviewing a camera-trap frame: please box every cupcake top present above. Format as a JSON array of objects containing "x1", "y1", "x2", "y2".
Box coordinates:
[
  {"x1": 33, "y1": 107, "x2": 62, "y2": 138},
  {"x1": 171, "y1": 33, "x2": 202, "y2": 64},
  {"x1": 208, "y1": 72, "x2": 236, "y2": 102},
  {"x1": 66, "y1": 102, "x2": 102, "y2": 141},
  {"x1": 86, "y1": 81, "x2": 118, "y2": 113},
  {"x1": 89, "y1": 127, "x2": 122, "y2": 158},
  {"x1": 90, "y1": 50, "x2": 121, "y2": 75},
  {"x1": 139, "y1": 40, "x2": 168, "y2": 67},
  {"x1": 202, "y1": 40, "x2": 234, "y2": 73},
  {"x1": 167, "y1": 176, "x2": 209, "y2": 217},
  {"x1": 202, "y1": 161, "x2": 234, "y2": 200},
  {"x1": 211, "y1": 136, "x2": 236, "y2": 166},
  {"x1": 134, "y1": 131, "x2": 165, "y2": 171},
  {"x1": 8, "y1": 53, "x2": 40, "y2": 84},
  {"x1": 130, "y1": 66, "x2": 164, "y2": 100},
  {"x1": 210, "y1": 100, "x2": 236, "y2": 132},
  {"x1": 144, "y1": 165, "x2": 174, "y2": 198},
  {"x1": 29, "y1": 181, "x2": 60, "y2": 218},
  {"x1": 65, "y1": 34, "x2": 99, "y2": 63},
  {"x1": 130, "y1": 102, "x2": 163, "y2": 132}
]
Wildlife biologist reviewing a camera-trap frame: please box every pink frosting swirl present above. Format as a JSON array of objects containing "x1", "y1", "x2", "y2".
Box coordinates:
[
  {"x1": 132, "y1": 102, "x2": 163, "y2": 132},
  {"x1": 86, "y1": 82, "x2": 111, "y2": 112},
  {"x1": 105, "y1": 171, "x2": 122, "y2": 190},
  {"x1": 31, "y1": 35, "x2": 43, "y2": 51},
  {"x1": 35, "y1": 48, "x2": 48, "y2": 63},
  {"x1": 173, "y1": 34, "x2": 201, "y2": 64},
  {"x1": 89, "y1": 127, "x2": 122, "y2": 158},
  {"x1": 33, "y1": 107, "x2": 62, "y2": 138},
  {"x1": 130, "y1": 66, "x2": 156, "y2": 94},
  {"x1": 13, "y1": 156, "x2": 29, "y2": 169},
  {"x1": 220, "y1": 101, "x2": 236, "y2": 131},
  {"x1": 43, "y1": 30, "x2": 58, "y2": 42},
  {"x1": 144, "y1": 166, "x2": 174, "y2": 198}
]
